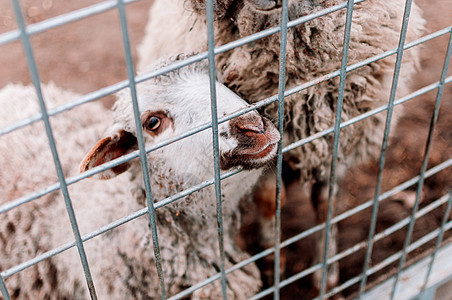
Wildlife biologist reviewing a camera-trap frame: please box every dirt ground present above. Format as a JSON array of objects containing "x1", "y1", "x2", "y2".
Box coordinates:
[
  {"x1": 0, "y1": 0, "x2": 451, "y2": 299},
  {"x1": 0, "y1": 0, "x2": 154, "y2": 106}
]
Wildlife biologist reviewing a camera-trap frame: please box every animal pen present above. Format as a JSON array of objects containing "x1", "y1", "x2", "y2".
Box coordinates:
[{"x1": 0, "y1": 0, "x2": 451, "y2": 299}]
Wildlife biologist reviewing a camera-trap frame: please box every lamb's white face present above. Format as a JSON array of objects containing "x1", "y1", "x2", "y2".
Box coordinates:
[
  {"x1": 80, "y1": 70, "x2": 280, "y2": 179},
  {"x1": 136, "y1": 72, "x2": 280, "y2": 171}
]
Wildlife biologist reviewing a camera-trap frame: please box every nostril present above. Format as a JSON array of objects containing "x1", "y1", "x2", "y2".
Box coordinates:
[{"x1": 236, "y1": 122, "x2": 265, "y2": 134}]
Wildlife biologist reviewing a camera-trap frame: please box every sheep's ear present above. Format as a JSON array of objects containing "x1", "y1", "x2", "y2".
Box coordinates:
[{"x1": 80, "y1": 129, "x2": 138, "y2": 180}]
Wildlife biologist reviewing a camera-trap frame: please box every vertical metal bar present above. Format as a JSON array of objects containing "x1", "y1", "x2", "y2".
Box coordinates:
[
  {"x1": 419, "y1": 286, "x2": 437, "y2": 300},
  {"x1": 318, "y1": 1, "x2": 354, "y2": 298},
  {"x1": 206, "y1": 1, "x2": 228, "y2": 298},
  {"x1": 9, "y1": 1, "x2": 98, "y2": 299},
  {"x1": 420, "y1": 31, "x2": 452, "y2": 293},
  {"x1": 358, "y1": 0, "x2": 415, "y2": 296},
  {"x1": 391, "y1": 14, "x2": 439, "y2": 300},
  {"x1": 115, "y1": 1, "x2": 167, "y2": 299},
  {"x1": 0, "y1": 277, "x2": 11, "y2": 300},
  {"x1": 396, "y1": 31, "x2": 452, "y2": 297},
  {"x1": 273, "y1": 0, "x2": 289, "y2": 299},
  {"x1": 422, "y1": 191, "x2": 452, "y2": 292}
]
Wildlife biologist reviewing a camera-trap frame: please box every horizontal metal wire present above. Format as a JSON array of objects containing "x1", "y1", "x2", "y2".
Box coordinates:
[
  {"x1": 252, "y1": 193, "x2": 452, "y2": 300},
  {"x1": 176, "y1": 159, "x2": 452, "y2": 299},
  {"x1": 2, "y1": 119, "x2": 450, "y2": 296},
  {"x1": 2, "y1": 62, "x2": 451, "y2": 282},
  {"x1": 3, "y1": 5, "x2": 449, "y2": 138},
  {"x1": 0, "y1": 0, "x2": 366, "y2": 49},
  {"x1": 0, "y1": 0, "x2": 362, "y2": 136},
  {"x1": 2, "y1": 75, "x2": 451, "y2": 285},
  {"x1": 0, "y1": 0, "x2": 140, "y2": 46},
  {"x1": 325, "y1": 218, "x2": 452, "y2": 300},
  {"x1": 2, "y1": 71, "x2": 450, "y2": 220},
  {"x1": 283, "y1": 74, "x2": 452, "y2": 153},
  {"x1": 3, "y1": 22, "x2": 449, "y2": 141},
  {"x1": 328, "y1": 200, "x2": 452, "y2": 298},
  {"x1": 6, "y1": 155, "x2": 447, "y2": 292},
  {"x1": 359, "y1": 230, "x2": 452, "y2": 300},
  {"x1": 2, "y1": 41, "x2": 451, "y2": 215},
  {"x1": 0, "y1": 165, "x2": 241, "y2": 279}
]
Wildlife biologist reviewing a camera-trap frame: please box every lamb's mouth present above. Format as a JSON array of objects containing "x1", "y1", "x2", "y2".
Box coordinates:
[
  {"x1": 220, "y1": 141, "x2": 278, "y2": 170},
  {"x1": 240, "y1": 142, "x2": 278, "y2": 160}
]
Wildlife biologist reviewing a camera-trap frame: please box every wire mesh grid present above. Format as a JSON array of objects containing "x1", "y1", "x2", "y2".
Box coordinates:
[{"x1": 0, "y1": 0, "x2": 451, "y2": 299}]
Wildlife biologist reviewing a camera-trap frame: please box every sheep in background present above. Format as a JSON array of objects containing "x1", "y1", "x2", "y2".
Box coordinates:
[
  {"x1": 0, "y1": 55, "x2": 280, "y2": 299},
  {"x1": 137, "y1": 0, "x2": 425, "y2": 289},
  {"x1": 0, "y1": 83, "x2": 107, "y2": 201},
  {"x1": 0, "y1": 82, "x2": 110, "y2": 298}
]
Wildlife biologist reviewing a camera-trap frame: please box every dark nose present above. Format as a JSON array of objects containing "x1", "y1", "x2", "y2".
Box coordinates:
[
  {"x1": 235, "y1": 118, "x2": 265, "y2": 135},
  {"x1": 230, "y1": 113, "x2": 280, "y2": 147},
  {"x1": 232, "y1": 115, "x2": 272, "y2": 150}
]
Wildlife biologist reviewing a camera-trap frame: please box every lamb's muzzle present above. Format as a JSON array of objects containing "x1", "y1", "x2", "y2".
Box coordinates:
[{"x1": 221, "y1": 113, "x2": 279, "y2": 170}]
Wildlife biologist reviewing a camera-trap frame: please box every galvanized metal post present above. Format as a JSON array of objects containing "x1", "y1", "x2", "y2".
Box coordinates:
[
  {"x1": 394, "y1": 29, "x2": 452, "y2": 298},
  {"x1": 206, "y1": 1, "x2": 229, "y2": 298},
  {"x1": 9, "y1": 0, "x2": 98, "y2": 298},
  {"x1": 318, "y1": 1, "x2": 355, "y2": 298},
  {"x1": 359, "y1": 0, "x2": 414, "y2": 296},
  {"x1": 115, "y1": 0, "x2": 167, "y2": 298},
  {"x1": 273, "y1": 0, "x2": 289, "y2": 299}
]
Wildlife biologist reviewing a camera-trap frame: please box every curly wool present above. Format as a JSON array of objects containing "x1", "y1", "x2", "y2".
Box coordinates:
[
  {"x1": 0, "y1": 66, "x2": 264, "y2": 299},
  {"x1": 138, "y1": 0, "x2": 425, "y2": 180},
  {"x1": 0, "y1": 83, "x2": 109, "y2": 299}
]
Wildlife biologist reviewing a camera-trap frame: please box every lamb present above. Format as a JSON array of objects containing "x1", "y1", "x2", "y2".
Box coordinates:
[
  {"x1": 0, "y1": 56, "x2": 280, "y2": 299},
  {"x1": 136, "y1": 0, "x2": 425, "y2": 289}
]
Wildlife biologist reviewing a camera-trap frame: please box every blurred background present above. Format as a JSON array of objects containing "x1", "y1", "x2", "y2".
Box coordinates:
[{"x1": 0, "y1": 0, "x2": 451, "y2": 298}]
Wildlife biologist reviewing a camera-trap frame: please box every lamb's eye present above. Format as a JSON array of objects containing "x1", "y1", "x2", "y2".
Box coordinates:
[{"x1": 145, "y1": 116, "x2": 161, "y2": 131}]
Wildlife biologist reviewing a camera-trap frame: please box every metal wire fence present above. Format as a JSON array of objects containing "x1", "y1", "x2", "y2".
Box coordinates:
[{"x1": 0, "y1": 0, "x2": 451, "y2": 299}]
